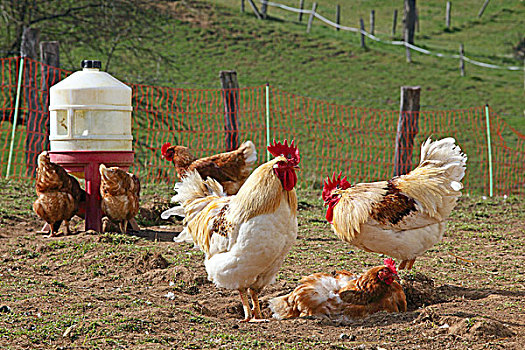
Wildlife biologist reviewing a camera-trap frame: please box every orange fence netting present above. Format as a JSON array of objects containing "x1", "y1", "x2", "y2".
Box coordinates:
[{"x1": 1, "y1": 57, "x2": 523, "y2": 195}]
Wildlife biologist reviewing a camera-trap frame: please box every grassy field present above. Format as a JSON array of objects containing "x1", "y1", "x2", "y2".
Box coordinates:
[
  {"x1": 35, "y1": 0, "x2": 523, "y2": 131},
  {"x1": 0, "y1": 179, "x2": 524, "y2": 349}
]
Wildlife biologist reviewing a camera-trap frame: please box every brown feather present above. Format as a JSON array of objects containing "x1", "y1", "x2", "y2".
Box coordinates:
[
  {"x1": 164, "y1": 142, "x2": 255, "y2": 195},
  {"x1": 370, "y1": 181, "x2": 417, "y2": 226}
]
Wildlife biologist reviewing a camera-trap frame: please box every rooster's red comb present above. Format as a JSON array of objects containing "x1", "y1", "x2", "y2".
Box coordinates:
[
  {"x1": 267, "y1": 139, "x2": 300, "y2": 165},
  {"x1": 384, "y1": 258, "x2": 397, "y2": 274},
  {"x1": 322, "y1": 171, "x2": 351, "y2": 202},
  {"x1": 161, "y1": 142, "x2": 172, "y2": 156}
]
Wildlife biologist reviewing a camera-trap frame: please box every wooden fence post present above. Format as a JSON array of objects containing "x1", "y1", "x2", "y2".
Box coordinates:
[
  {"x1": 247, "y1": 0, "x2": 262, "y2": 19},
  {"x1": 415, "y1": 7, "x2": 420, "y2": 32},
  {"x1": 21, "y1": 27, "x2": 41, "y2": 176},
  {"x1": 39, "y1": 41, "x2": 60, "y2": 157},
  {"x1": 459, "y1": 43, "x2": 465, "y2": 77},
  {"x1": 394, "y1": 86, "x2": 420, "y2": 176},
  {"x1": 404, "y1": 0, "x2": 416, "y2": 63},
  {"x1": 446, "y1": 1, "x2": 451, "y2": 29},
  {"x1": 219, "y1": 71, "x2": 240, "y2": 151},
  {"x1": 370, "y1": 10, "x2": 375, "y2": 35},
  {"x1": 261, "y1": 0, "x2": 268, "y2": 19},
  {"x1": 359, "y1": 18, "x2": 366, "y2": 49},
  {"x1": 298, "y1": 0, "x2": 305, "y2": 22},
  {"x1": 392, "y1": 9, "x2": 398, "y2": 37},
  {"x1": 336, "y1": 5, "x2": 341, "y2": 31},
  {"x1": 478, "y1": 0, "x2": 491, "y2": 18},
  {"x1": 307, "y1": 3, "x2": 317, "y2": 33}
]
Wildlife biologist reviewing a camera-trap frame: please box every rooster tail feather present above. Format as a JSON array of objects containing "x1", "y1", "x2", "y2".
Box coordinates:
[
  {"x1": 171, "y1": 171, "x2": 226, "y2": 204},
  {"x1": 160, "y1": 205, "x2": 185, "y2": 220},
  {"x1": 418, "y1": 137, "x2": 467, "y2": 183},
  {"x1": 398, "y1": 137, "x2": 467, "y2": 218},
  {"x1": 240, "y1": 140, "x2": 257, "y2": 165},
  {"x1": 173, "y1": 227, "x2": 194, "y2": 243}
]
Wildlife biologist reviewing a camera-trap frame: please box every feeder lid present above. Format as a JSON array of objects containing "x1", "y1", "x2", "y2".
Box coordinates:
[
  {"x1": 50, "y1": 59, "x2": 131, "y2": 106},
  {"x1": 81, "y1": 60, "x2": 102, "y2": 69}
]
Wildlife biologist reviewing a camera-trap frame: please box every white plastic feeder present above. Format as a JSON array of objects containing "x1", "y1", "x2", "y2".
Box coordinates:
[{"x1": 49, "y1": 60, "x2": 133, "y2": 151}]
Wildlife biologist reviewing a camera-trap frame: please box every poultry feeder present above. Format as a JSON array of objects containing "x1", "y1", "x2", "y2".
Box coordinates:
[{"x1": 48, "y1": 60, "x2": 134, "y2": 232}]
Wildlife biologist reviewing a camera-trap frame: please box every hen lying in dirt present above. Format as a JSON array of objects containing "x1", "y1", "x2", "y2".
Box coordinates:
[{"x1": 269, "y1": 258, "x2": 406, "y2": 321}]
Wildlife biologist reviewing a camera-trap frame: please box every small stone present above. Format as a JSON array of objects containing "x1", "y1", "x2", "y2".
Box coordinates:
[{"x1": 339, "y1": 333, "x2": 349, "y2": 340}]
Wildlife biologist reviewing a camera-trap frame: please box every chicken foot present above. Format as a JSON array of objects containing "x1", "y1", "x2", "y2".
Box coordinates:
[
  {"x1": 248, "y1": 288, "x2": 268, "y2": 322},
  {"x1": 45, "y1": 220, "x2": 66, "y2": 238}
]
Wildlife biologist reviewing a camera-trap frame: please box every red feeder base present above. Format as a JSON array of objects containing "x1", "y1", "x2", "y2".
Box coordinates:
[{"x1": 49, "y1": 150, "x2": 135, "y2": 232}]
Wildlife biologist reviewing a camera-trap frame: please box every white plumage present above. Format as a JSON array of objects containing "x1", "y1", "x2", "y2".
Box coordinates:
[{"x1": 162, "y1": 142, "x2": 300, "y2": 322}]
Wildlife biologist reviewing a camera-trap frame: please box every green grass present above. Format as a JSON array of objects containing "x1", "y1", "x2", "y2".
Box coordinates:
[{"x1": 26, "y1": 0, "x2": 521, "y2": 131}]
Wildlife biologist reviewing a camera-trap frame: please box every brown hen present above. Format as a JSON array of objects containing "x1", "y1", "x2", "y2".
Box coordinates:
[
  {"x1": 269, "y1": 258, "x2": 406, "y2": 321},
  {"x1": 33, "y1": 151, "x2": 86, "y2": 237},
  {"x1": 161, "y1": 140, "x2": 257, "y2": 195},
  {"x1": 99, "y1": 164, "x2": 140, "y2": 234}
]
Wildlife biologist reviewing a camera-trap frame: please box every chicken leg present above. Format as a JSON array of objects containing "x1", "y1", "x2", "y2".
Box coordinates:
[
  {"x1": 248, "y1": 288, "x2": 268, "y2": 322},
  {"x1": 118, "y1": 220, "x2": 129, "y2": 235},
  {"x1": 399, "y1": 258, "x2": 416, "y2": 270},
  {"x1": 238, "y1": 288, "x2": 253, "y2": 322}
]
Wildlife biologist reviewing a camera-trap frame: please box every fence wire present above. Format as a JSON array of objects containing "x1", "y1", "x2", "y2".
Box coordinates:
[
  {"x1": 0, "y1": 57, "x2": 523, "y2": 195},
  {"x1": 259, "y1": 0, "x2": 523, "y2": 72}
]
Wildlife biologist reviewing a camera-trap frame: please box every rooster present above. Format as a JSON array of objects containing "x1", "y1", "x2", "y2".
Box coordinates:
[
  {"x1": 269, "y1": 258, "x2": 406, "y2": 320},
  {"x1": 160, "y1": 140, "x2": 257, "y2": 195},
  {"x1": 161, "y1": 140, "x2": 300, "y2": 322},
  {"x1": 323, "y1": 137, "x2": 467, "y2": 270},
  {"x1": 33, "y1": 151, "x2": 86, "y2": 237},
  {"x1": 99, "y1": 164, "x2": 141, "y2": 234}
]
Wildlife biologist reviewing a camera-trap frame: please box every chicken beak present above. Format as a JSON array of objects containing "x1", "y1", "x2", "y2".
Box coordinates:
[{"x1": 293, "y1": 165, "x2": 301, "y2": 171}]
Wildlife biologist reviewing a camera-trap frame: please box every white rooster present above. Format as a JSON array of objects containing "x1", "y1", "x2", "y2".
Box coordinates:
[
  {"x1": 323, "y1": 137, "x2": 467, "y2": 270},
  {"x1": 162, "y1": 140, "x2": 301, "y2": 322}
]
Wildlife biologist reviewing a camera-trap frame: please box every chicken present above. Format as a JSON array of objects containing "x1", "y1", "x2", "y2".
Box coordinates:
[
  {"x1": 99, "y1": 164, "x2": 141, "y2": 234},
  {"x1": 323, "y1": 137, "x2": 467, "y2": 270},
  {"x1": 33, "y1": 151, "x2": 86, "y2": 237},
  {"x1": 161, "y1": 140, "x2": 300, "y2": 322},
  {"x1": 160, "y1": 140, "x2": 257, "y2": 195},
  {"x1": 269, "y1": 258, "x2": 406, "y2": 320}
]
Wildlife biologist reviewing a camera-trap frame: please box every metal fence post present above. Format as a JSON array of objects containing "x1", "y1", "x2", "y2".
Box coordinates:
[
  {"x1": 6, "y1": 57, "x2": 25, "y2": 178},
  {"x1": 484, "y1": 105, "x2": 493, "y2": 197},
  {"x1": 265, "y1": 83, "x2": 271, "y2": 161}
]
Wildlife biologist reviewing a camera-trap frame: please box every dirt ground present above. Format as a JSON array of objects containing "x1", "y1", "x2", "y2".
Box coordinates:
[{"x1": 0, "y1": 182, "x2": 524, "y2": 349}]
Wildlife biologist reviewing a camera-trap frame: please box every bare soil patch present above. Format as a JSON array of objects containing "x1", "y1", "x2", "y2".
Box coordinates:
[{"x1": 0, "y1": 182, "x2": 523, "y2": 349}]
